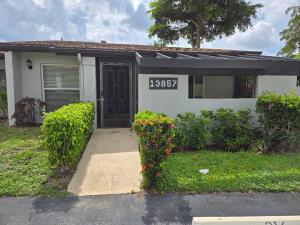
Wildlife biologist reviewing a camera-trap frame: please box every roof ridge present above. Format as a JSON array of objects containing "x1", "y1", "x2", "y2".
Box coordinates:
[{"x1": 0, "y1": 40, "x2": 262, "y2": 55}]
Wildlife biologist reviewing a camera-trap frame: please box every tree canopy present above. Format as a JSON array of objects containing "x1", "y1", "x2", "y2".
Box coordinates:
[
  {"x1": 279, "y1": 6, "x2": 300, "y2": 57},
  {"x1": 148, "y1": 0, "x2": 262, "y2": 48}
]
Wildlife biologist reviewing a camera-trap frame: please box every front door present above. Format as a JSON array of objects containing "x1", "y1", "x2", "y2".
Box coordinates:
[{"x1": 102, "y1": 65, "x2": 130, "y2": 127}]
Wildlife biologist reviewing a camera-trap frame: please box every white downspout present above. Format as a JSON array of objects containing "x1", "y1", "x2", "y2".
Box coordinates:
[{"x1": 77, "y1": 53, "x2": 84, "y2": 101}]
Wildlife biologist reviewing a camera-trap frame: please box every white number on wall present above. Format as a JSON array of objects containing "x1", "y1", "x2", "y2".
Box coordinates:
[
  {"x1": 149, "y1": 78, "x2": 178, "y2": 89},
  {"x1": 149, "y1": 80, "x2": 155, "y2": 88}
]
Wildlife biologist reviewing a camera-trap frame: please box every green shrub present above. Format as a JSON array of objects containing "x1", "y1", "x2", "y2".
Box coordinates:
[
  {"x1": 174, "y1": 112, "x2": 210, "y2": 151},
  {"x1": 41, "y1": 102, "x2": 95, "y2": 168},
  {"x1": 132, "y1": 111, "x2": 175, "y2": 188},
  {"x1": 256, "y1": 91, "x2": 300, "y2": 152},
  {"x1": 205, "y1": 108, "x2": 254, "y2": 151}
]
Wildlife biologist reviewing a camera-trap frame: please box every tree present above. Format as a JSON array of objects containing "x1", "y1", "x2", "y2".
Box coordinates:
[
  {"x1": 279, "y1": 6, "x2": 300, "y2": 57},
  {"x1": 148, "y1": 0, "x2": 262, "y2": 48}
]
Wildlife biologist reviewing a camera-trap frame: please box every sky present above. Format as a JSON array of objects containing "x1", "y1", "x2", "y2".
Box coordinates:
[{"x1": 0, "y1": 0, "x2": 299, "y2": 55}]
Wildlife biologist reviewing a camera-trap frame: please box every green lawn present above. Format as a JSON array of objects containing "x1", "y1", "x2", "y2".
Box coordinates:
[
  {"x1": 0, "y1": 122, "x2": 68, "y2": 196},
  {"x1": 157, "y1": 151, "x2": 300, "y2": 193}
]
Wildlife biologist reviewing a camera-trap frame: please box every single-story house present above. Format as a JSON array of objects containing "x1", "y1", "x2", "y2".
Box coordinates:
[{"x1": 0, "y1": 40, "x2": 299, "y2": 127}]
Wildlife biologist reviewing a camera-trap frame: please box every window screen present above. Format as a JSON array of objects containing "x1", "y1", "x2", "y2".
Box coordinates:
[
  {"x1": 43, "y1": 65, "x2": 80, "y2": 111},
  {"x1": 233, "y1": 76, "x2": 256, "y2": 98},
  {"x1": 0, "y1": 69, "x2": 6, "y2": 92},
  {"x1": 188, "y1": 75, "x2": 203, "y2": 98}
]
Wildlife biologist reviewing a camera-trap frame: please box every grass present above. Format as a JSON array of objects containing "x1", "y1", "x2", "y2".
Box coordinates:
[
  {"x1": 156, "y1": 151, "x2": 300, "y2": 193},
  {"x1": 0, "y1": 121, "x2": 69, "y2": 197}
]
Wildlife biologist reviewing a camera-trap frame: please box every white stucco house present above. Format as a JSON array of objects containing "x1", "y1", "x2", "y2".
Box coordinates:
[{"x1": 0, "y1": 40, "x2": 299, "y2": 127}]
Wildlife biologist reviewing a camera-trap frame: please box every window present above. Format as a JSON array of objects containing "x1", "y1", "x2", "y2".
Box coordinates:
[
  {"x1": 188, "y1": 75, "x2": 256, "y2": 99},
  {"x1": 0, "y1": 69, "x2": 6, "y2": 92},
  {"x1": 297, "y1": 75, "x2": 300, "y2": 87},
  {"x1": 43, "y1": 65, "x2": 80, "y2": 111},
  {"x1": 233, "y1": 76, "x2": 256, "y2": 98},
  {"x1": 188, "y1": 75, "x2": 203, "y2": 98}
]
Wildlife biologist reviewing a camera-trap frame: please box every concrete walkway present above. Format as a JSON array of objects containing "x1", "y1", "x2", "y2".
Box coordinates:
[{"x1": 68, "y1": 128, "x2": 141, "y2": 196}]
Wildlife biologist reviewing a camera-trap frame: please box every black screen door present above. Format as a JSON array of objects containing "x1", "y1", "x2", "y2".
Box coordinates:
[{"x1": 102, "y1": 65, "x2": 130, "y2": 127}]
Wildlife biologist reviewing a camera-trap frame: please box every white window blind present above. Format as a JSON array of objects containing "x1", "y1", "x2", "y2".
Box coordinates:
[{"x1": 43, "y1": 65, "x2": 80, "y2": 111}]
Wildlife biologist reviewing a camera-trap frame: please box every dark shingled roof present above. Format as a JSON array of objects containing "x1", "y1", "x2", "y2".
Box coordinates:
[{"x1": 0, "y1": 40, "x2": 262, "y2": 55}]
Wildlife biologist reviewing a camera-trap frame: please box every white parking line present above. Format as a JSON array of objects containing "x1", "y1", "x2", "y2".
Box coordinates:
[{"x1": 192, "y1": 216, "x2": 300, "y2": 225}]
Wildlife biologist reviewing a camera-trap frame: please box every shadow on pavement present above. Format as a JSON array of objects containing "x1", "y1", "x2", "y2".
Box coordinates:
[
  {"x1": 32, "y1": 196, "x2": 79, "y2": 214},
  {"x1": 142, "y1": 192, "x2": 192, "y2": 225}
]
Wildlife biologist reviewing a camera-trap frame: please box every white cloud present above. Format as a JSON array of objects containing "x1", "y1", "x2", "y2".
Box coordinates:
[
  {"x1": 132, "y1": 0, "x2": 143, "y2": 10},
  {"x1": 32, "y1": 0, "x2": 48, "y2": 8},
  {"x1": 0, "y1": 0, "x2": 299, "y2": 55},
  {"x1": 62, "y1": 0, "x2": 152, "y2": 44},
  {"x1": 225, "y1": 21, "x2": 278, "y2": 51}
]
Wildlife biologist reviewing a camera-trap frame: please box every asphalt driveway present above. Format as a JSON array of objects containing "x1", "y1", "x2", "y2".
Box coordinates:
[{"x1": 0, "y1": 192, "x2": 299, "y2": 225}]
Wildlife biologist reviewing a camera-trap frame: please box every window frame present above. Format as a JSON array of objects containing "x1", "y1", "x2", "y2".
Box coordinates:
[
  {"x1": 188, "y1": 75, "x2": 257, "y2": 99},
  {"x1": 41, "y1": 64, "x2": 81, "y2": 111},
  {"x1": 233, "y1": 75, "x2": 257, "y2": 98},
  {"x1": 188, "y1": 75, "x2": 203, "y2": 99}
]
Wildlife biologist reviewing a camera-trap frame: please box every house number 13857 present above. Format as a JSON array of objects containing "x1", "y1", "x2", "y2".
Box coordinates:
[{"x1": 149, "y1": 78, "x2": 178, "y2": 89}]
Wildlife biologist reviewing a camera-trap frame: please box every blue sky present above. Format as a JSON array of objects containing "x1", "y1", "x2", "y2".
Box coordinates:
[{"x1": 0, "y1": 0, "x2": 299, "y2": 55}]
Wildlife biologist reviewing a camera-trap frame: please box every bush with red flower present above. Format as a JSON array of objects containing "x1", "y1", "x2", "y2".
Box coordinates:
[
  {"x1": 256, "y1": 91, "x2": 300, "y2": 152},
  {"x1": 132, "y1": 111, "x2": 175, "y2": 188}
]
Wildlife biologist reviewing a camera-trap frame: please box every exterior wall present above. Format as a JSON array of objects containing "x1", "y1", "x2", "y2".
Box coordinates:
[
  {"x1": 80, "y1": 57, "x2": 96, "y2": 103},
  {"x1": 80, "y1": 56, "x2": 97, "y2": 127},
  {"x1": 6, "y1": 51, "x2": 97, "y2": 126},
  {"x1": 138, "y1": 74, "x2": 299, "y2": 118},
  {"x1": 257, "y1": 75, "x2": 298, "y2": 95},
  {"x1": 5, "y1": 51, "x2": 22, "y2": 125},
  {"x1": 20, "y1": 52, "x2": 79, "y2": 100}
]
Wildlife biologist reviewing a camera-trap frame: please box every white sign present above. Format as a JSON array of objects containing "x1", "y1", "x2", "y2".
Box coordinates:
[
  {"x1": 192, "y1": 216, "x2": 300, "y2": 225},
  {"x1": 149, "y1": 78, "x2": 178, "y2": 89}
]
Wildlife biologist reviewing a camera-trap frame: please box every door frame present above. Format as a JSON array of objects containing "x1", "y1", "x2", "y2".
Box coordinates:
[{"x1": 99, "y1": 62, "x2": 133, "y2": 128}]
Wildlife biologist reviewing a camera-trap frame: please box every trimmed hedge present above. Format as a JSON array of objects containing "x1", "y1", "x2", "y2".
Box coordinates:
[
  {"x1": 256, "y1": 91, "x2": 300, "y2": 152},
  {"x1": 203, "y1": 108, "x2": 254, "y2": 151},
  {"x1": 41, "y1": 102, "x2": 95, "y2": 167},
  {"x1": 132, "y1": 111, "x2": 175, "y2": 188},
  {"x1": 174, "y1": 112, "x2": 210, "y2": 151},
  {"x1": 172, "y1": 109, "x2": 254, "y2": 152}
]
